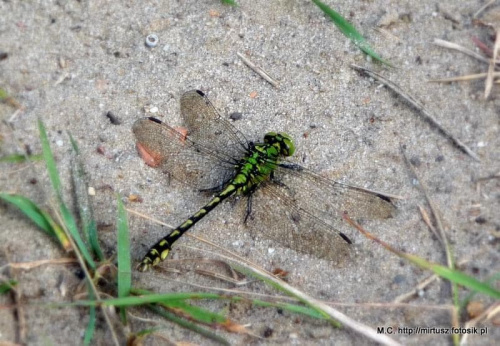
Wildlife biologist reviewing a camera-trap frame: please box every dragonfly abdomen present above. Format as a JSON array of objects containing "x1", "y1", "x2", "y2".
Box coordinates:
[{"x1": 137, "y1": 183, "x2": 240, "y2": 272}]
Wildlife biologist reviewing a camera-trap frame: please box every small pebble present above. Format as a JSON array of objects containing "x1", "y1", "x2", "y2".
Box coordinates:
[
  {"x1": 149, "y1": 106, "x2": 159, "y2": 113},
  {"x1": 105, "y1": 111, "x2": 121, "y2": 125},
  {"x1": 145, "y1": 34, "x2": 159, "y2": 48},
  {"x1": 409, "y1": 156, "x2": 421, "y2": 167},
  {"x1": 88, "y1": 187, "x2": 96, "y2": 196},
  {"x1": 229, "y1": 112, "x2": 243, "y2": 121}
]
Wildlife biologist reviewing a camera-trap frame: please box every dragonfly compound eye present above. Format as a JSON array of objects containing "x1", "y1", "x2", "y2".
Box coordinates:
[
  {"x1": 279, "y1": 132, "x2": 295, "y2": 157},
  {"x1": 264, "y1": 132, "x2": 295, "y2": 157}
]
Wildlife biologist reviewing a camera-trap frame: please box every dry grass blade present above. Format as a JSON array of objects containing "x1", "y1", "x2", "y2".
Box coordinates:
[
  {"x1": 351, "y1": 64, "x2": 480, "y2": 161},
  {"x1": 418, "y1": 206, "x2": 438, "y2": 240},
  {"x1": 484, "y1": 28, "x2": 500, "y2": 99},
  {"x1": 433, "y1": 39, "x2": 498, "y2": 65},
  {"x1": 393, "y1": 274, "x2": 439, "y2": 303},
  {"x1": 9, "y1": 258, "x2": 78, "y2": 270},
  {"x1": 237, "y1": 52, "x2": 279, "y2": 88},
  {"x1": 160, "y1": 233, "x2": 401, "y2": 345},
  {"x1": 473, "y1": 0, "x2": 497, "y2": 18},
  {"x1": 460, "y1": 302, "x2": 500, "y2": 345},
  {"x1": 428, "y1": 72, "x2": 500, "y2": 83},
  {"x1": 184, "y1": 244, "x2": 402, "y2": 345},
  {"x1": 231, "y1": 256, "x2": 402, "y2": 346},
  {"x1": 125, "y1": 207, "x2": 175, "y2": 229},
  {"x1": 472, "y1": 36, "x2": 494, "y2": 57},
  {"x1": 193, "y1": 269, "x2": 245, "y2": 285}
]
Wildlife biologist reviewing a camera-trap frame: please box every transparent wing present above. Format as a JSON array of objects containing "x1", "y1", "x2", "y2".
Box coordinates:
[
  {"x1": 236, "y1": 161, "x2": 394, "y2": 264},
  {"x1": 240, "y1": 180, "x2": 352, "y2": 265},
  {"x1": 180, "y1": 90, "x2": 249, "y2": 161},
  {"x1": 273, "y1": 161, "x2": 395, "y2": 221},
  {"x1": 132, "y1": 117, "x2": 237, "y2": 190}
]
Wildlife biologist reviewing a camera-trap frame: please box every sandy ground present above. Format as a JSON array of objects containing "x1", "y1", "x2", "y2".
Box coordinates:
[{"x1": 1, "y1": 0, "x2": 499, "y2": 345}]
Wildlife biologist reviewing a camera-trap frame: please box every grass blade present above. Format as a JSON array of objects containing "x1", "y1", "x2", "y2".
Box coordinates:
[
  {"x1": 149, "y1": 305, "x2": 231, "y2": 345},
  {"x1": 0, "y1": 154, "x2": 43, "y2": 163},
  {"x1": 0, "y1": 193, "x2": 71, "y2": 250},
  {"x1": 117, "y1": 195, "x2": 131, "y2": 323},
  {"x1": 311, "y1": 0, "x2": 392, "y2": 66},
  {"x1": 69, "y1": 133, "x2": 104, "y2": 261},
  {"x1": 163, "y1": 299, "x2": 227, "y2": 324},
  {"x1": 83, "y1": 283, "x2": 97, "y2": 346},
  {"x1": 0, "y1": 193, "x2": 53, "y2": 235},
  {"x1": 38, "y1": 119, "x2": 96, "y2": 269},
  {"x1": 0, "y1": 280, "x2": 17, "y2": 294},
  {"x1": 344, "y1": 214, "x2": 500, "y2": 299}
]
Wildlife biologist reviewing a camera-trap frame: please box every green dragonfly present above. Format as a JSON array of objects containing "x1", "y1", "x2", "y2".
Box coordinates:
[{"x1": 133, "y1": 90, "x2": 394, "y2": 272}]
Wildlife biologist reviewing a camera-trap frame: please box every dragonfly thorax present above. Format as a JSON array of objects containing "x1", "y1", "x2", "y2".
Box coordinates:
[{"x1": 263, "y1": 132, "x2": 295, "y2": 157}]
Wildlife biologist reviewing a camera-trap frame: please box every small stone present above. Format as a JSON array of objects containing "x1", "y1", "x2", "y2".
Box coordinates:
[{"x1": 229, "y1": 112, "x2": 243, "y2": 121}]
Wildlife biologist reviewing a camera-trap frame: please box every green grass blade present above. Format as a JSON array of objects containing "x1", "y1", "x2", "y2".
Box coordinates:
[
  {"x1": 0, "y1": 193, "x2": 54, "y2": 235},
  {"x1": 83, "y1": 283, "x2": 97, "y2": 346},
  {"x1": 135, "y1": 289, "x2": 227, "y2": 323},
  {"x1": 0, "y1": 280, "x2": 17, "y2": 294},
  {"x1": 149, "y1": 305, "x2": 230, "y2": 345},
  {"x1": 69, "y1": 133, "x2": 104, "y2": 261},
  {"x1": 38, "y1": 119, "x2": 96, "y2": 269},
  {"x1": 0, "y1": 154, "x2": 43, "y2": 163},
  {"x1": 117, "y1": 195, "x2": 131, "y2": 299},
  {"x1": 460, "y1": 272, "x2": 500, "y2": 310},
  {"x1": 0, "y1": 193, "x2": 71, "y2": 250},
  {"x1": 59, "y1": 203, "x2": 96, "y2": 269},
  {"x1": 346, "y1": 215, "x2": 500, "y2": 300},
  {"x1": 221, "y1": 0, "x2": 237, "y2": 5},
  {"x1": 74, "y1": 291, "x2": 222, "y2": 307},
  {"x1": 163, "y1": 299, "x2": 226, "y2": 324},
  {"x1": 0, "y1": 88, "x2": 8, "y2": 101},
  {"x1": 86, "y1": 220, "x2": 103, "y2": 261},
  {"x1": 406, "y1": 253, "x2": 500, "y2": 299},
  {"x1": 311, "y1": 0, "x2": 392, "y2": 66}
]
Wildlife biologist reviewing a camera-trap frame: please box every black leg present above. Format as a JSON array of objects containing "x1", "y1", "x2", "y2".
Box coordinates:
[
  {"x1": 278, "y1": 162, "x2": 303, "y2": 171},
  {"x1": 244, "y1": 193, "x2": 253, "y2": 224}
]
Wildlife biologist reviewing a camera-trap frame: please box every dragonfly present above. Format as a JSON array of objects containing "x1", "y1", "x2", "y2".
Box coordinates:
[{"x1": 133, "y1": 90, "x2": 395, "y2": 272}]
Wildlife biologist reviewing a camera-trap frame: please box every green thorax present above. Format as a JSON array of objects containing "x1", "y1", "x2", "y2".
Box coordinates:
[{"x1": 235, "y1": 132, "x2": 295, "y2": 195}]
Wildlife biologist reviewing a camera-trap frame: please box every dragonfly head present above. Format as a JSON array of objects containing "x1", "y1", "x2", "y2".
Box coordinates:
[{"x1": 264, "y1": 132, "x2": 295, "y2": 157}]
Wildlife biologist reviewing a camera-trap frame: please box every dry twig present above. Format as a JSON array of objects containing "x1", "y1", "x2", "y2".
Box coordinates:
[
  {"x1": 433, "y1": 39, "x2": 499, "y2": 65},
  {"x1": 484, "y1": 28, "x2": 500, "y2": 99},
  {"x1": 237, "y1": 52, "x2": 279, "y2": 88}
]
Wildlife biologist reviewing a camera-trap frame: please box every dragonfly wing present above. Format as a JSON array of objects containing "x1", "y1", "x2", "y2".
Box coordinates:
[
  {"x1": 273, "y1": 162, "x2": 395, "y2": 221},
  {"x1": 132, "y1": 117, "x2": 236, "y2": 190},
  {"x1": 180, "y1": 90, "x2": 249, "y2": 161},
  {"x1": 242, "y1": 181, "x2": 352, "y2": 265}
]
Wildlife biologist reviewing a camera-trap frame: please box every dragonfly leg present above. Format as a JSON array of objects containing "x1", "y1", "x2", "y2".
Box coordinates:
[
  {"x1": 244, "y1": 193, "x2": 253, "y2": 224},
  {"x1": 278, "y1": 162, "x2": 303, "y2": 171}
]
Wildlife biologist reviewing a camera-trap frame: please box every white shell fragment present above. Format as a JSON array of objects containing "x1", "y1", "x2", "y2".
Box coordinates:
[{"x1": 145, "y1": 34, "x2": 159, "y2": 48}]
